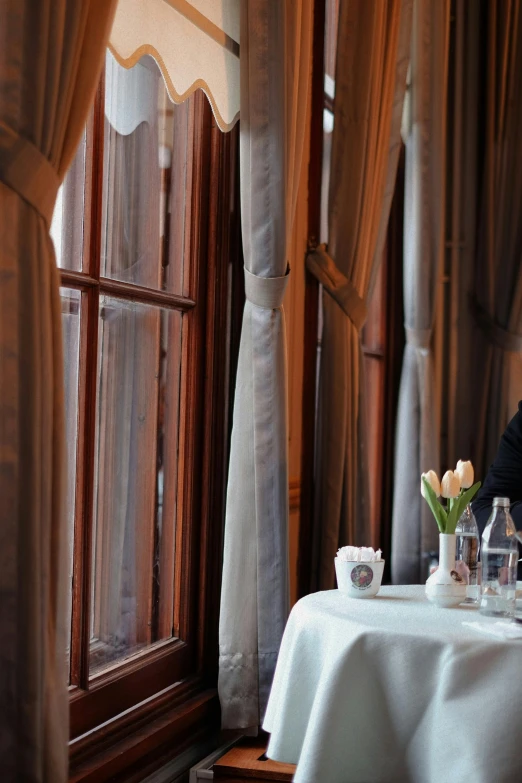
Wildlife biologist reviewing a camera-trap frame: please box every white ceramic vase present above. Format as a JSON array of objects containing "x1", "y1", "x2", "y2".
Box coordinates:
[{"x1": 425, "y1": 533, "x2": 466, "y2": 608}]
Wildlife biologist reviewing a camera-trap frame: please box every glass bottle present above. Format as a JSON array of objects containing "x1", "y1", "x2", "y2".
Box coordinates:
[
  {"x1": 455, "y1": 504, "x2": 480, "y2": 603},
  {"x1": 479, "y1": 497, "x2": 518, "y2": 617}
]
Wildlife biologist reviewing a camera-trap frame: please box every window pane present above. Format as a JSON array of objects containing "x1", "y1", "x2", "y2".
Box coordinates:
[
  {"x1": 320, "y1": 110, "x2": 334, "y2": 244},
  {"x1": 90, "y1": 297, "x2": 182, "y2": 674},
  {"x1": 101, "y1": 51, "x2": 189, "y2": 294},
  {"x1": 325, "y1": 0, "x2": 339, "y2": 82},
  {"x1": 51, "y1": 133, "x2": 87, "y2": 271},
  {"x1": 60, "y1": 287, "x2": 81, "y2": 679}
]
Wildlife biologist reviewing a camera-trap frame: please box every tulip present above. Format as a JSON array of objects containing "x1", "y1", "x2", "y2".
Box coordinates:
[
  {"x1": 421, "y1": 470, "x2": 441, "y2": 498},
  {"x1": 455, "y1": 459, "x2": 474, "y2": 489},
  {"x1": 441, "y1": 470, "x2": 461, "y2": 498}
]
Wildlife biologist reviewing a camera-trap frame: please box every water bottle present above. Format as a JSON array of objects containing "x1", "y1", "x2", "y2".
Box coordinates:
[
  {"x1": 480, "y1": 497, "x2": 518, "y2": 617},
  {"x1": 455, "y1": 504, "x2": 480, "y2": 603}
]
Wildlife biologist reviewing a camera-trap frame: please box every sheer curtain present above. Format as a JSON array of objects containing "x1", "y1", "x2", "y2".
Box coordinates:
[
  {"x1": 309, "y1": 0, "x2": 412, "y2": 591},
  {"x1": 0, "y1": 2, "x2": 117, "y2": 779},
  {"x1": 391, "y1": 0, "x2": 450, "y2": 584},
  {"x1": 218, "y1": 0, "x2": 312, "y2": 730}
]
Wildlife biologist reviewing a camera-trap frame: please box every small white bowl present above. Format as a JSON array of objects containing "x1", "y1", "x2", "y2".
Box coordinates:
[{"x1": 335, "y1": 558, "x2": 385, "y2": 598}]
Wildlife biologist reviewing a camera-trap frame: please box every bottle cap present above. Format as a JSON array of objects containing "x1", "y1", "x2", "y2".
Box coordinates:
[{"x1": 492, "y1": 497, "x2": 510, "y2": 508}]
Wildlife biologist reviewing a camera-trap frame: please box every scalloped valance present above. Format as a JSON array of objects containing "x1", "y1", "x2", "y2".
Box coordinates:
[{"x1": 109, "y1": 0, "x2": 240, "y2": 132}]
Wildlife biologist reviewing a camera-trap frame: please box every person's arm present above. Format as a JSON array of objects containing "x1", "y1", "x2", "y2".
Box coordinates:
[{"x1": 472, "y1": 401, "x2": 522, "y2": 535}]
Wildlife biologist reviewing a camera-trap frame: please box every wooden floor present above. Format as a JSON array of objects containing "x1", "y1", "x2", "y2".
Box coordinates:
[{"x1": 213, "y1": 736, "x2": 295, "y2": 782}]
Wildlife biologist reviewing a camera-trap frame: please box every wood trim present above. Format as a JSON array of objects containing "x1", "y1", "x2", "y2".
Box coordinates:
[
  {"x1": 98, "y1": 278, "x2": 196, "y2": 311},
  {"x1": 70, "y1": 687, "x2": 220, "y2": 783},
  {"x1": 297, "y1": 0, "x2": 326, "y2": 599},
  {"x1": 197, "y1": 118, "x2": 239, "y2": 682},
  {"x1": 70, "y1": 641, "x2": 190, "y2": 739},
  {"x1": 213, "y1": 737, "x2": 295, "y2": 782},
  {"x1": 361, "y1": 347, "x2": 385, "y2": 360},
  {"x1": 173, "y1": 91, "x2": 211, "y2": 649},
  {"x1": 289, "y1": 479, "x2": 301, "y2": 513},
  {"x1": 324, "y1": 93, "x2": 334, "y2": 115},
  {"x1": 60, "y1": 270, "x2": 99, "y2": 289},
  {"x1": 59, "y1": 270, "x2": 197, "y2": 311}
]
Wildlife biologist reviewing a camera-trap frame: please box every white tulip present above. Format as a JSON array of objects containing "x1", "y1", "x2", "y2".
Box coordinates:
[
  {"x1": 421, "y1": 470, "x2": 441, "y2": 498},
  {"x1": 455, "y1": 459, "x2": 474, "y2": 489},
  {"x1": 441, "y1": 470, "x2": 461, "y2": 498}
]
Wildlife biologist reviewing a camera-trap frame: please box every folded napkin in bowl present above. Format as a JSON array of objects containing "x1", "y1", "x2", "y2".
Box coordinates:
[
  {"x1": 337, "y1": 546, "x2": 382, "y2": 562},
  {"x1": 462, "y1": 621, "x2": 522, "y2": 640}
]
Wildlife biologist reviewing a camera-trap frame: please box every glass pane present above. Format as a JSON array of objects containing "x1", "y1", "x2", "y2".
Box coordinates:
[
  {"x1": 101, "y1": 50, "x2": 190, "y2": 294},
  {"x1": 90, "y1": 297, "x2": 182, "y2": 674},
  {"x1": 60, "y1": 287, "x2": 81, "y2": 680},
  {"x1": 320, "y1": 110, "x2": 334, "y2": 244},
  {"x1": 325, "y1": 0, "x2": 339, "y2": 81},
  {"x1": 51, "y1": 132, "x2": 87, "y2": 271}
]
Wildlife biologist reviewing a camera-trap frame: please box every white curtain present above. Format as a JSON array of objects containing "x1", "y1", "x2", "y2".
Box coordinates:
[
  {"x1": 391, "y1": 0, "x2": 450, "y2": 584},
  {"x1": 218, "y1": 0, "x2": 312, "y2": 730}
]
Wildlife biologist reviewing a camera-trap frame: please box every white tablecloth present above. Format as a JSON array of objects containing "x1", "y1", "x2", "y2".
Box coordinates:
[{"x1": 263, "y1": 586, "x2": 522, "y2": 783}]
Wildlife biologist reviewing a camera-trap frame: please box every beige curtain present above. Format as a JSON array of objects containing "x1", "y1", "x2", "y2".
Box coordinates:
[
  {"x1": 309, "y1": 0, "x2": 412, "y2": 591},
  {"x1": 448, "y1": 1, "x2": 522, "y2": 480},
  {"x1": 467, "y1": 1, "x2": 522, "y2": 475},
  {"x1": 218, "y1": 0, "x2": 312, "y2": 730},
  {"x1": 445, "y1": 0, "x2": 481, "y2": 469},
  {"x1": 0, "y1": 2, "x2": 117, "y2": 780},
  {"x1": 391, "y1": 0, "x2": 450, "y2": 584}
]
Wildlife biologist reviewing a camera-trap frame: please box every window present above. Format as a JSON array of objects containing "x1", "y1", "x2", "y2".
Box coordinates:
[
  {"x1": 52, "y1": 51, "x2": 239, "y2": 778},
  {"x1": 318, "y1": 0, "x2": 404, "y2": 555}
]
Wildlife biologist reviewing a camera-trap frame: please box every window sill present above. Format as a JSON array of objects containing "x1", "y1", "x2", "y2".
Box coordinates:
[{"x1": 69, "y1": 679, "x2": 219, "y2": 783}]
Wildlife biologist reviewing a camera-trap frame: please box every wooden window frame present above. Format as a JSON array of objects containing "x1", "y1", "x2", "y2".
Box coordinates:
[{"x1": 61, "y1": 71, "x2": 240, "y2": 781}]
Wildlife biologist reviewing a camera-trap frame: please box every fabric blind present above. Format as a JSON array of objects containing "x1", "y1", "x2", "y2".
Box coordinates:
[{"x1": 109, "y1": 0, "x2": 240, "y2": 132}]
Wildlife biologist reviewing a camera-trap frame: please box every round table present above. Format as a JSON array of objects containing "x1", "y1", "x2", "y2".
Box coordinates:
[{"x1": 263, "y1": 585, "x2": 522, "y2": 783}]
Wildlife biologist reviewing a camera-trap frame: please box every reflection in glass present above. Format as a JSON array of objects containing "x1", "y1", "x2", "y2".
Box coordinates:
[
  {"x1": 60, "y1": 287, "x2": 81, "y2": 680},
  {"x1": 90, "y1": 297, "x2": 182, "y2": 674},
  {"x1": 51, "y1": 134, "x2": 87, "y2": 271},
  {"x1": 101, "y1": 51, "x2": 189, "y2": 294}
]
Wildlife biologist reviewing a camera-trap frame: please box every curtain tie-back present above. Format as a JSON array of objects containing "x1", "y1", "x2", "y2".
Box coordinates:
[
  {"x1": 0, "y1": 121, "x2": 59, "y2": 228},
  {"x1": 244, "y1": 266, "x2": 290, "y2": 309},
  {"x1": 306, "y1": 243, "x2": 367, "y2": 331},
  {"x1": 405, "y1": 327, "x2": 431, "y2": 351},
  {"x1": 471, "y1": 297, "x2": 522, "y2": 353}
]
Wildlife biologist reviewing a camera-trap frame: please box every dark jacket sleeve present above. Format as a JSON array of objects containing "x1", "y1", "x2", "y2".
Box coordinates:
[{"x1": 472, "y1": 401, "x2": 522, "y2": 535}]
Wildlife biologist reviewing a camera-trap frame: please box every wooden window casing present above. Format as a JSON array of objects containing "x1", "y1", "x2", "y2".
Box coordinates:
[{"x1": 56, "y1": 61, "x2": 239, "y2": 780}]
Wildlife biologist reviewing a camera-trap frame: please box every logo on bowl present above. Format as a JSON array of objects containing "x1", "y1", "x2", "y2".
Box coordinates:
[{"x1": 351, "y1": 564, "x2": 374, "y2": 590}]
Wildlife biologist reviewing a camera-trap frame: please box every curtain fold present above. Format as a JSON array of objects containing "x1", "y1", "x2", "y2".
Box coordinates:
[
  {"x1": 310, "y1": 0, "x2": 412, "y2": 592},
  {"x1": 467, "y1": 1, "x2": 522, "y2": 476},
  {"x1": 218, "y1": 0, "x2": 312, "y2": 730},
  {"x1": 0, "y1": 2, "x2": 117, "y2": 780},
  {"x1": 391, "y1": 0, "x2": 450, "y2": 584}
]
